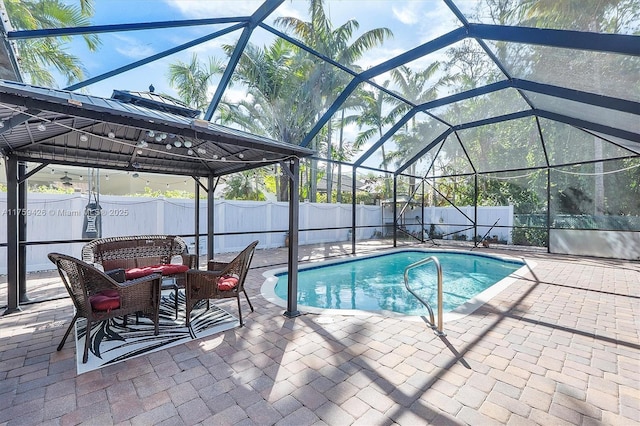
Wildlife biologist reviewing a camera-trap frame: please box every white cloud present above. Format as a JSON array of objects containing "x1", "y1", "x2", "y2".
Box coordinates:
[
  {"x1": 418, "y1": 2, "x2": 463, "y2": 44},
  {"x1": 112, "y1": 34, "x2": 156, "y2": 59},
  {"x1": 221, "y1": 87, "x2": 247, "y2": 104},
  {"x1": 163, "y1": 0, "x2": 303, "y2": 24},
  {"x1": 164, "y1": 0, "x2": 263, "y2": 19},
  {"x1": 392, "y1": 4, "x2": 420, "y2": 25}
]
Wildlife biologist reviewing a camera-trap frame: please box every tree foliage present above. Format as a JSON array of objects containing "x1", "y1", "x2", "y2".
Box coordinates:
[
  {"x1": 222, "y1": 170, "x2": 267, "y2": 201},
  {"x1": 6, "y1": 0, "x2": 99, "y2": 86},
  {"x1": 168, "y1": 54, "x2": 224, "y2": 112}
]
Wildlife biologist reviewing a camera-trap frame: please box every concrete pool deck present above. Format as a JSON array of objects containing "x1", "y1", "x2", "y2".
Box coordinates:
[{"x1": 1, "y1": 241, "x2": 639, "y2": 425}]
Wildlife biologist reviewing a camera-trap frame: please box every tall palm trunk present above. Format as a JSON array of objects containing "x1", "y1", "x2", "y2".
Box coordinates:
[
  {"x1": 309, "y1": 119, "x2": 319, "y2": 202},
  {"x1": 326, "y1": 120, "x2": 333, "y2": 202},
  {"x1": 337, "y1": 110, "x2": 345, "y2": 203},
  {"x1": 594, "y1": 137, "x2": 604, "y2": 215}
]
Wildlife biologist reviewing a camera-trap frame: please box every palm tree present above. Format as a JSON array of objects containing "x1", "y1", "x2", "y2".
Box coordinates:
[
  {"x1": 168, "y1": 54, "x2": 225, "y2": 113},
  {"x1": 5, "y1": 0, "x2": 99, "y2": 86},
  {"x1": 222, "y1": 171, "x2": 267, "y2": 201},
  {"x1": 513, "y1": 0, "x2": 638, "y2": 215},
  {"x1": 166, "y1": 37, "x2": 315, "y2": 201},
  {"x1": 516, "y1": 0, "x2": 631, "y2": 31},
  {"x1": 389, "y1": 64, "x2": 444, "y2": 195},
  {"x1": 275, "y1": 0, "x2": 392, "y2": 201},
  {"x1": 166, "y1": 0, "x2": 392, "y2": 202},
  {"x1": 219, "y1": 38, "x2": 317, "y2": 201},
  {"x1": 352, "y1": 81, "x2": 404, "y2": 197}
]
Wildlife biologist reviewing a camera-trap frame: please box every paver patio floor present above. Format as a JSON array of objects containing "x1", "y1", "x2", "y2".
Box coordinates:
[{"x1": 1, "y1": 243, "x2": 639, "y2": 425}]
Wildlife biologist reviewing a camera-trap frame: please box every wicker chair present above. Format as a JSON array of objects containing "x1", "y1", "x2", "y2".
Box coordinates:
[
  {"x1": 185, "y1": 241, "x2": 258, "y2": 327},
  {"x1": 48, "y1": 253, "x2": 162, "y2": 363}
]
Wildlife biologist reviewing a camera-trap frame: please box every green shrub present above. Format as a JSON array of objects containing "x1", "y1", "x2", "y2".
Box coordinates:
[{"x1": 512, "y1": 227, "x2": 547, "y2": 247}]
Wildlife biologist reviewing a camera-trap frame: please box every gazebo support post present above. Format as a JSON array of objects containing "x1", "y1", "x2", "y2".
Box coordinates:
[
  {"x1": 393, "y1": 175, "x2": 397, "y2": 247},
  {"x1": 207, "y1": 176, "x2": 215, "y2": 261},
  {"x1": 194, "y1": 178, "x2": 200, "y2": 260},
  {"x1": 283, "y1": 158, "x2": 301, "y2": 319},
  {"x1": 4, "y1": 155, "x2": 21, "y2": 314},
  {"x1": 351, "y1": 166, "x2": 356, "y2": 254},
  {"x1": 19, "y1": 161, "x2": 28, "y2": 303}
]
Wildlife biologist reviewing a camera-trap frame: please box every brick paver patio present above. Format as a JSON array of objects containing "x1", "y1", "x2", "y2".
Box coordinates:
[{"x1": 1, "y1": 243, "x2": 639, "y2": 425}]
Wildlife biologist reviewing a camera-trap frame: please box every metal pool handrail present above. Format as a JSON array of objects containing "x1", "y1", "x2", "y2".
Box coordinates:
[{"x1": 404, "y1": 256, "x2": 446, "y2": 336}]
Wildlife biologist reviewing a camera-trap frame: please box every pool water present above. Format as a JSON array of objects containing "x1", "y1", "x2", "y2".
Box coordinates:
[{"x1": 274, "y1": 250, "x2": 524, "y2": 315}]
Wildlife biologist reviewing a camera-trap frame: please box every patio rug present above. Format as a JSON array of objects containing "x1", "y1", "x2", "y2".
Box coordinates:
[{"x1": 74, "y1": 291, "x2": 239, "y2": 374}]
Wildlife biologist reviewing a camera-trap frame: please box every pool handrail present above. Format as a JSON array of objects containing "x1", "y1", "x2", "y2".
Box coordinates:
[{"x1": 403, "y1": 256, "x2": 446, "y2": 336}]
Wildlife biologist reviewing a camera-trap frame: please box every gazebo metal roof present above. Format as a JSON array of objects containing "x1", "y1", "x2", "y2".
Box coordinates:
[{"x1": 0, "y1": 80, "x2": 314, "y2": 178}]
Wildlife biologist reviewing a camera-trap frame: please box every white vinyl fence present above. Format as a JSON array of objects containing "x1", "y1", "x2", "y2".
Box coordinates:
[
  {"x1": 0, "y1": 193, "x2": 512, "y2": 273},
  {"x1": 0, "y1": 194, "x2": 383, "y2": 273}
]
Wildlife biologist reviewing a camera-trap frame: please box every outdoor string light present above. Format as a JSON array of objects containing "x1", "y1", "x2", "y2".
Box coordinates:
[{"x1": 0, "y1": 101, "x2": 296, "y2": 167}]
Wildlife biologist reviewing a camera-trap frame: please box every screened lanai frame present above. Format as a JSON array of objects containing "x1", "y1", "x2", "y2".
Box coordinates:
[{"x1": 1, "y1": 0, "x2": 639, "y2": 311}]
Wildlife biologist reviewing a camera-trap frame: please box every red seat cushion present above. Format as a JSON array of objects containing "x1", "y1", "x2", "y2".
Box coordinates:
[
  {"x1": 125, "y1": 264, "x2": 189, "y2": 280},
  {"x1": 217, "y1": 275, "x2": 239, "y2": 291},
  {"x1": 89, "y1": 289, "x2": 120, "y2": 311}
]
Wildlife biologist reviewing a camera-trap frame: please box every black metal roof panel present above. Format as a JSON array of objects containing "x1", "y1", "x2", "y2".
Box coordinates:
[{"x1": 111, "y1": 89, "x2": 201, "y2": 119}]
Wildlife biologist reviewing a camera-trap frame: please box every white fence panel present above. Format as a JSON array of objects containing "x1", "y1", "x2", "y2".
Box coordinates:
[
  {"x1": 356, "y1": 205, "x2": 382, "y2": 239},
  {"x1": 476, "y1": 206, "x2": 514, "y2": 243}
]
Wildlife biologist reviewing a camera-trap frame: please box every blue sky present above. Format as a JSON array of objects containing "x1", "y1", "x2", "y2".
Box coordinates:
[{"x1": 60, "y1": 1, "x2": 467, "y2": 100}]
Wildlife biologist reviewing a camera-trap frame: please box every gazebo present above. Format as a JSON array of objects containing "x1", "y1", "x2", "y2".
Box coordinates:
[{"x1": 0, "y1": 80, "x2": 313, "y2": 314}]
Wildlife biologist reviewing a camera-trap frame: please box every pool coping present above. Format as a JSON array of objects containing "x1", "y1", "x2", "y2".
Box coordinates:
[{"x1": 260, "y1": 247, "x2": 536, "y2": 323}]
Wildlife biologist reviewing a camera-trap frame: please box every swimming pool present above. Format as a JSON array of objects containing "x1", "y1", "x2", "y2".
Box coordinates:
[{"x1": 262, "y1": 249, "x2": 530, "y2": 320}]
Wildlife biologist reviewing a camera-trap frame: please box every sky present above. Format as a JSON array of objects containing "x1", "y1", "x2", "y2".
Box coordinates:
[{"x1": 58, "y1": 0, "x2": 468, "y2": 99}]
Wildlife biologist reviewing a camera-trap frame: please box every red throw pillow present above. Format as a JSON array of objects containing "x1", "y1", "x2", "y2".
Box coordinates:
[
  {"x1": 217, "y1": 276, "x2": 238, "y2": 291},
  {"x1": 158, "y1": 264, "x2": 189, "y2": 275},
  {"x1": 89, "y1": 290, "x2": 120, "y2": 311},
  {"x1": 125, "y1": 266, "x2": 156, "y2": 279},
  {"x1": 125, "y1": 264, "x2": 189, "y2": 279}
]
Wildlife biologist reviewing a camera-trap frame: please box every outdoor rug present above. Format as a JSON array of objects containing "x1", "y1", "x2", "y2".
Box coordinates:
[{"x1": 74, "y1": 291, "x2": 239, "y2": 374}]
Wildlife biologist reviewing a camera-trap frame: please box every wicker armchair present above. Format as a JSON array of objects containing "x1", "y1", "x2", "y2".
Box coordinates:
[
  {"x1": 48, "y1": 252, "x2": 162, "y2": 363},
  {"x1": 185, "y1": 241, "x2": 258, "y2": 327}
]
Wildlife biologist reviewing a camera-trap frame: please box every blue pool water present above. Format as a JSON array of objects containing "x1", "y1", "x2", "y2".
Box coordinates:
[{"x1": 274, "y1": 250, "x2": 524, "y2": 315}]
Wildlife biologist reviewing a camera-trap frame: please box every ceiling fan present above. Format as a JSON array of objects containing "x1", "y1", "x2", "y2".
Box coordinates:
[{"x1": 60, "y1": 172, "x2": 73, "y2": 187}]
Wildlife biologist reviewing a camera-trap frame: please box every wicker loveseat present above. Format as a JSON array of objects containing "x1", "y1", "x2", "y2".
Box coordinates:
[
  {"x1": 82, "y1": 234, "x2": 198, "y2": 271},
  {"x1": 81, "y1": 235, "x2": 198, "y2": 306}
]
